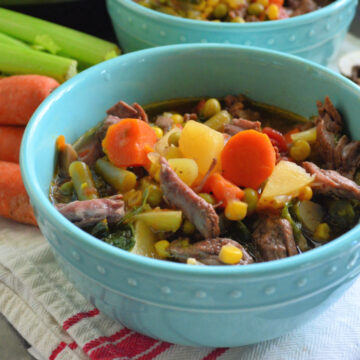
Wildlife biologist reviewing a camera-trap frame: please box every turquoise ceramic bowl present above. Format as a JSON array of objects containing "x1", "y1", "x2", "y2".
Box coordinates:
[
  {"x1": 21, "y1": 45, "x2": 360, "y2": 347},
  {"x1": 106, "y1": 0, "x2": 357, "y2": 65}
]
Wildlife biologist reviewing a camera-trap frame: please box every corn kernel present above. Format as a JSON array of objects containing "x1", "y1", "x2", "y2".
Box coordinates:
[
  {"x1": 187, "y1": 258, "x2": 204, "y2": 265},
  {"x1": 219, "y1": 244, "x2": 243, "y2": 264},
  {"x1": 299, "y1": 186, "x2": 313, "y2": 201},
  {"x1": 152, "y1": 126, "x2": 163, "y2": 139},
  {"x1": 155, "y1": 240, "x2": 170, "y2": 258},
  {"x1": 313, "y1": 223, "x2": 330, "y2": 243},
  {"x1": 267, "y1": 4, "x2": 279, "y2": 20},
  {"x1": 225, "y1": 200, "x2": 247, "y2": 221},
  {"x1": 172, "y1": 114, "x2": 184, "y2": 124},
  {"x1": 208, "y1": 0, "x2": 219, "y2": 7}
]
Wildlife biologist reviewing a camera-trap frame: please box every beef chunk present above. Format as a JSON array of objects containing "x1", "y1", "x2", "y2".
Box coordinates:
[
  {"x1": 159, "y1": 157, "x2": 220, "y2": 239},
  {"x1": 224, "y1": 118, "x2": 261, "y2": 136},
  {"x1": 183, "y1": 113, "x2": 198, "y2": 122},
  {"x1": 303, "y1": 162, "x2": 360, "y2": 200},
  {"x1": 107, "y1": 101, "x2": 148, "y2": 122},
  {"x1": 155, "y1": 113, "x2": 173, "y2": 132},
  {"x1": 56, "y1": 195, "x2": 125, "y2": 228},
  {"x1": 252, "y1": 214, "x2": 297, "y2": 261},
  {"x1": 168, "y1": 238, "x2": 254, "y2": 265},
  {"x1": 288, "y1": 0, "x2": 318, "y2": 16}
]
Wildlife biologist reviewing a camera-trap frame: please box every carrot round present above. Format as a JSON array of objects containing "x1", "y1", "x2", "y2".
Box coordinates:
[
  {"x1": 102, "y1": 118, "x2": 157, "y2": 167},
  {"x1": 0, "y1": 161, "x2": 37, "y2": 226},
  {"x1": 0, "y1": 126, "x2": 24, "y2": 163},
  {"x1": 221, "y1": 129, "x2": 276, "y2": 189},
  {"x1": 203, "y1": 173, "x2": 244, "y2": 207},
  {"x1": 0, "y1": 75, "x2": 59, "y2": 125}
]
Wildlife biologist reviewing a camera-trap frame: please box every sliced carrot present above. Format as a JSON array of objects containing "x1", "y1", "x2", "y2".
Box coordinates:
[
  {"x1": 0, "y1": 126, "x2": 25, "y2": 163},
  {"x1": 221, "y1": 129, "x2": 276, "y2": 189},
  {"x1": 269, "y1": 0, "x2": 284, "y2": 6},
  {"x1": 0, "y1": 161, "x2": 37, "y2": 226},
  {"x1": 0, "y1": 75, "x2": 59, "y2": 125},
  {"x1": 102, "y1": 118, "x2": 157, "y2": 167},
  {"x1": 204, "y1": 173, "x2": 244, "y2": 207}
]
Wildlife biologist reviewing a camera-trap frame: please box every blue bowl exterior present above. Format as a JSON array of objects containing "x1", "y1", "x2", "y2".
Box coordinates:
[
  {"x1": 106, "y1": 0, "x2": 357, "y2": 65},
  {"x1": 21, "y1": 45, "x2": 360, "y2": 347}
]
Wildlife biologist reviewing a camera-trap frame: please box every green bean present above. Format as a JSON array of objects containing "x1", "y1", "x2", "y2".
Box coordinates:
[
  {"x1": 59, "y1": 181, "x2": 73, "y2": 196},
  {"x1": 201, "y1": 98, "x2": 221, "y2": 118},
  {"x1": 204, "y1": 110, "x2": 231, "y2": 131},
  {"x1": 95, "y1": 157, "x2": 136, "y2": 193},
  {"x1": 69, "y1": 161, "x2": 98, "y2": 200}
]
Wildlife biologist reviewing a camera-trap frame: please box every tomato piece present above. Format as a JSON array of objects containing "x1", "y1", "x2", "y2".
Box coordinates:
[{"x1": 262, "y1": 127, "x2": 288, "y2": 153}]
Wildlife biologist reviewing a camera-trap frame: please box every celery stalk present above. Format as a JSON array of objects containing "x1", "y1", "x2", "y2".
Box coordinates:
[
  {"x1": 0, "y1": 43, "x2": 77, "y2": 83},
  {"x1": 0, "y1": 8, "x2": 121, "y2": 68},
  {"x1": 0, "y1": 32, "x2": 28, "y2": 48}
]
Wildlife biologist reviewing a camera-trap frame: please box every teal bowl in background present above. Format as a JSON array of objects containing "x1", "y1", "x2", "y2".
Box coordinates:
[
  {"x1": 21, "y1": 44, "x2": 360, "y2": 347},
  {"x1": 106, "y1": 0, "x2": 357, "y2": 65}
]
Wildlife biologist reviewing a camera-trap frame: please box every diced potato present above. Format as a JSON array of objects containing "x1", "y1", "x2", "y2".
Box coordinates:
[
  {"x1": 164, "y1": 145, "x2": 183, "y2": 159},
  {"x1": 134, "y1": 210, "x2": 182, "y2": 232},
  {"x1": 168, "y1": 158, "x2": 199, "y2": 186},
  {"x1": 131, "y1": 220, "x2": 160, "y2": 259},
  {"x1": 258, "y1": 160, "x2": 314, "y2": 208},
  {"x1": 298, "y1": 200, "x2": 324, "y2": 232},
  {"x1": 179, "y1": 120, "x2": 224, "y2": 176},
  {"x1": 291, "y1": 127, "x2": 317, "y2": 143}
]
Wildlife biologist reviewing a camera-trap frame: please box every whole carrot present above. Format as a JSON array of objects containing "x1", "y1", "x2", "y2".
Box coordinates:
[
  {"x1": 0, "y1": 161, "x2": 37, "y2": 226},
  {"x1": 0, "y1": 75, "x2": 59, "y2": 125},
  {"x1": 0, "y1": 126, "x2": 24, "y2": 163}
]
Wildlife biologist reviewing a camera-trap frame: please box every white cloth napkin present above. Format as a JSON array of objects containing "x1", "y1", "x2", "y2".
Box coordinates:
[{"x1": 0, "y1": 216, "x2": 360, "y2": 360}]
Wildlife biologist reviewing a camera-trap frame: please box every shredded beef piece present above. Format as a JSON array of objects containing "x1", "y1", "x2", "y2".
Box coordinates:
[
  {"x1": 314, "y1": 97, "x2": 360, "y2": 179},
  {"x1": 252, "y1": 214, "x2": 297, "y2": 261},
  {"x1": 159, "y1": 157, "x2": 220, "y2": 239},
  {"x1": 168, "y1": 238, "x2": 254, "y2": 265},
  {"x1": 302, "y1": 162, "x2": 360, "y2": 200},
  {"x1": 56, "y1": 195, "x2": 125, "y2": 228},
  {"x1": 106, "y1": 101, "x2": 148, "y2": 122},
  {"x1": 289, "y1": 0, "x2": 318, "y2": 16},
  {"x1": 223, "y1": 124, "x2": 243, "y2": 136},
  {"x1": 184, "y1": 113, "x2": 198, "y2": 122},
  {"x1": 155, "y1": 114, "x2": 173, "y2": 132},
  {"x1": 315, "y1": 96, "x2": 343, "y2": 133},
  {"x1": 224, "y1": 95, "x2": 260, "y2": 120}
]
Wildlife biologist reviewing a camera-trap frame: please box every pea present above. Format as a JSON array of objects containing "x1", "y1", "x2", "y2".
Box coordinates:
[
  {"x1": 247, "y1": 2, "x2": 264, "y2": 15},
  {"x1": 213, "y1": 3, "x2": 228, "y2": 19},
  {"x1": 147, "y1": 184, "x2": 163, "y2": 207},
  {"x1": 289, "y1": 139, "x2": 311, "y2": 162},
  {"x1": 243, "y1": 188, "x2": 258, "y2": 212},
  {"x1": 168, "y1": 131, "x2": 181, "y2": 147},
  {"x1": 231, "y1": 16, "x2": 245, "y2": 22},
  {"x1": 201, "y1": 98, "x2": 221, "y2": 118},
  {"x1": 183, "y1": 220, "x2": 196, "y2": 235},
  {"x1": 199, "y1": 193, "x2": 215, "y2": 205}
]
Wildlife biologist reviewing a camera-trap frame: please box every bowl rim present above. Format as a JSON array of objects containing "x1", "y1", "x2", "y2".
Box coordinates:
[
  {"x1": 21, "y1": 43, "x2": 360, "y2": 278},
  {"x1": 108, "y1": 0, "x2": 357, "y2": 29}
]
